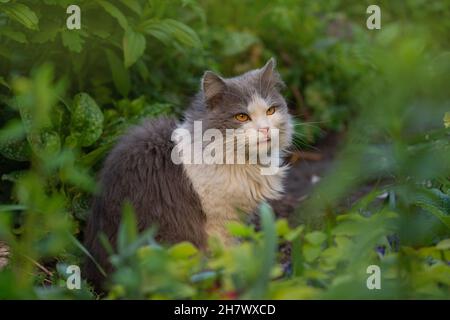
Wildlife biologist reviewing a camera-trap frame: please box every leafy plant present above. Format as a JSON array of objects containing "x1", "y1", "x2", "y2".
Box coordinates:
[{"x1": 0, "y1": 0, "x2": 449, "y2": 300}]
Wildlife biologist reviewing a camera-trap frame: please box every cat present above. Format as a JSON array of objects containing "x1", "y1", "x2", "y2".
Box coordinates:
[{"x1": 83, "y1": 58, "x2": 293, "y2": 288}]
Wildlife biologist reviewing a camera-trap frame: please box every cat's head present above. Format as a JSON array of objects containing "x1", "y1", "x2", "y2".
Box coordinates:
[{"x1": 198, "y1": 58, "x2": 293, "y2": 158}]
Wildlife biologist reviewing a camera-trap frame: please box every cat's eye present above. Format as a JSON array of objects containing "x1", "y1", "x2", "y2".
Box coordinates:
[
  {"x1": 235, "y1": 113, "x2": 250, "y2": 122},
  {"x1": 266, "y1": 106, "x2": 277, "y2": 115}
]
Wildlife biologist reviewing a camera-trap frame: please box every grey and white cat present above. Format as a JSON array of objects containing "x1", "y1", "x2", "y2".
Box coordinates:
[{"x1": 84, "y1": 58, "x2": 293, "y2": 287}]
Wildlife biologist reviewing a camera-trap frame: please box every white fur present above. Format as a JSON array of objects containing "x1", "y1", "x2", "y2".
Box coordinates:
[{"x1": 183, "y1": 163, "x2": 287, "y2": 244}]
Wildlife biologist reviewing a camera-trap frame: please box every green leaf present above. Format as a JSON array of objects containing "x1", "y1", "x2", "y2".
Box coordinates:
[
  {"x1": 105, "y1": 49, "x2": 131, "y2": 97},
  {"x1": 123, "y1": 29, "x2": 146, "y2": 68},
  {"x1": 1, "y1": 3, "x2": 39, "y2": 30},
  {"x1": 0, "y1": 119, "x2": 25, "y2": 143},
  {"x1": 136, "y1": 60, "x2": 150, "y2": 80},
  {"x1": 68, "y1": 93, "x2": 104, "y2": 147},
  {"x1": 13, "y1": 64, "x2": 63, "y2": 133},
  {"x1": 119, "y1": 0, "x2": 142, "y2": 15},
  {"x1": 117, "y1": 202, "x2": 138, "y2": 254},
  {"x1": 0, "y1": 137, "x2": 31, "y2": 161},
  {"x1": 245, "y1": 202, "x2": 276, "y2": 299},
  {"x1": 303, "y1": 243, "x2": 322, "y2": 262},
  {"x1": 0, "y1": 29, "x2": 27, "y2": 43},
  {"x1": 31, "y1": 19, "x2": 60, "y2": 44},
  {"x1": 222, "y1": 31, "x2": 259, "y2": 56},
  {"x1": 226, "y1": 221, "x2": 254, "y2": 238},
  {"x1": 141, "y1": 19, "x2": 201, "y2": 48},
  {"x1": 169, "y1": 242, "x2": 198, "y2": 259},
  {"x1": 163, "y1": 19, "x2": 201, "y2": 48},
  {"x1": 285, "y1": 225, "x2": 304, "y2": 242},
  {"x1": 416, "y1": 188, "x2": 450, "y2": 229},
  {"x1": 436, "y1": 239, "x2": 450, "y2": 250},
  {"x1": 97, "y1": 0, "x2": 129, "y2": 30},
  {"x1": 61, "y1": 30, "x2": 84, "y2": 53},
  {"x1": 79, "y1": 141, "x2": 114, "y2": 167},
  {"x1": 304, "y1": 231, "x2": 327, "y2": 245},
  {"x1": 28, "y1": 130, "x2": 61, "y2": 159},
  {"x1": 275, "y1": 219, "x2": 290, "y2": 237},
  {"x1": 86, "y1": 13, "x2": 112, "y2": 40},
  {"x1": 444, "y1": 112, "x2": 450, "y2": 128},
  {"x1": 332, "y1": 220, "x2": 361, "y2": 236},
  {"x1": 69, "y1": 234, "x2": 107, "y2": 277}
]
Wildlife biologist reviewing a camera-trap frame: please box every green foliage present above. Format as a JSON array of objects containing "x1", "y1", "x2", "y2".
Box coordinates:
[
  {"x1": 1, "y1": 3, "x2": 39, "y2": 31},
  {"x1": 68, "y1": 93, "x2": 104, "y2": 148},
  {"x1": 0, "y1": 0, "x2": 449, "y2": 299}
]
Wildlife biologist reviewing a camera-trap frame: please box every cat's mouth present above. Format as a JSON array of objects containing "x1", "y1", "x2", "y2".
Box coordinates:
[{"x1": 258, "y1": 136, "x2": 271, "y2": 143}]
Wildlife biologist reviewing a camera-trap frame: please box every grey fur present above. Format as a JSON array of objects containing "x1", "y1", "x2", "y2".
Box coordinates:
[
  {"x1": 188, "y1": 59, "x2": 286, "y2": 129},
  {"x1": 84, "y1": 118, "x2": 206, "y2": 289},
  {"x1": 83, "y1": 58, "x2": 291, "y2": 289}
]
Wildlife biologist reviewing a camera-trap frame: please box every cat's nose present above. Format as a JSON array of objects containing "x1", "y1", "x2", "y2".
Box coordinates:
[{"x1": 258, "y1": 127, "x2": 270, "y2": 137}]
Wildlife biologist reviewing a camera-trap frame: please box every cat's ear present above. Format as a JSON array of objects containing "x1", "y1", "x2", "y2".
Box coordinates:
[
  {"x1": 260, "y1": 57, "x2": 284, "y2": 90},
  {"x1": 202, "y1": 71, "x2": 226, "y2": 107},
  {"x1": 260, "y1": 58, "x2": 276, "y2": 82}
]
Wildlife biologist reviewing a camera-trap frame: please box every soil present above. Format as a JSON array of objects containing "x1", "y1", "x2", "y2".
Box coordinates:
[{"x1": 270, "y1": 132, "x2": 344, "y2": 220}]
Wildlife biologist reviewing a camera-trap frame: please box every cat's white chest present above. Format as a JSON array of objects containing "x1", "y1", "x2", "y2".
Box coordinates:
[{"x1": 183, "y1": 163, "x2": 286, "y2": 242}]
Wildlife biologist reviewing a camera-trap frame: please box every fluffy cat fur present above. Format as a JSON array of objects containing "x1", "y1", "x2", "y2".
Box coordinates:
[{"x1": 84, "y1": 58, "x2": 293, "y2": 288}]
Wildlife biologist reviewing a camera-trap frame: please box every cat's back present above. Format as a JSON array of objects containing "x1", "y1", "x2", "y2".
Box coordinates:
[
  {"x1": 84, "y1": 117, "x2": 207, "y2": 288},
  {"x1": 109, "y1": 117, "x2": 177, "y2": 163},
  {"x1": 98, "y1": 116, "x2": 205, "y2": 233}
]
